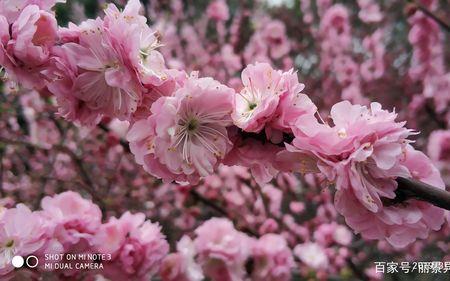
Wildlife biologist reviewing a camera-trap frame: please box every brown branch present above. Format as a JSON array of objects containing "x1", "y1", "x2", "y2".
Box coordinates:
[
  {"x1": 254, "y1": 184, "x2": 271, "y2": 217},
  {"x1": 424, "y1": 102, "x2": 447, "y2": 129},
  {"x1": 189, "y1": 189, "x2": 228, "y2": 217},
  {"x1": 386, "y1": 177, "x2": 450, "y2": 211},
  {"x1": 0, "y1": 136, "x2": 107, "y2": 211},
  {"x1": 0, "y1": 146, "x2": 4, "y2": 197},
  {"x1": 189, "y1": 189, "x2": 259, "y2": 237},
  {"x1": 346, "y1": 257, "x2": 369, "y2": 281},
  {"x1": 95, "y1": 124, "x2": 450, "y2": 212},
  {"x1": 408, "y1": 0, "x2": 450, "y2": 32},
  {"x1": 241, "y1": 131, "x2": 450, "y2": 210},
  {"x1": 140, "y1": 0, "x2": 151, "y2": 23},
  {"x1": 97, "y1": 123, "x2": 131, "y2": 153}
]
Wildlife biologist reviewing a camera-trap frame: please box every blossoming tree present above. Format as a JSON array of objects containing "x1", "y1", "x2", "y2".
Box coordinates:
[{"x1": 0, "y1": 0, "x2": 449, "y2": 280}]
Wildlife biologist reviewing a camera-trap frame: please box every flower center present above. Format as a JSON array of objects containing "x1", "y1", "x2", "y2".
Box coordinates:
[
  {"x1": 5, "y1": 239, "x2": 14, "y2": 248},
  {"x1": 140, "y1": 48, "x2": 149, "y2": 60},
  {"x1": 248, "y1": 103, "x2": 257, "y2": 110},
  {"x1": 187, "y1": 118, "x2": 199, "y2": 132}
]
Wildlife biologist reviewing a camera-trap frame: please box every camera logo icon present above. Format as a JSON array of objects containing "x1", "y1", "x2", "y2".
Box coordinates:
[{"x1": 11, "y1": 255, "x2": 39, "y2": 268}]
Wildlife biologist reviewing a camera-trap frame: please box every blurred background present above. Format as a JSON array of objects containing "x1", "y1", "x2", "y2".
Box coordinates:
[{"x1": 1, "y1": 0, "x2": 449, "y2": 280}]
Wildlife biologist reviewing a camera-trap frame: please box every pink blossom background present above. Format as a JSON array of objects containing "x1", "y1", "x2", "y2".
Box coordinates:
[{"x1": 0, "y1": 0, "x2": 449, "y2": 280}]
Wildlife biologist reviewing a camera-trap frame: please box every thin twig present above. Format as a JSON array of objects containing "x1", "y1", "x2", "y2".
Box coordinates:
[
  {"x1": 0, "y1": 146, "x2": 4, "y2": 197},
  {"x1": 189, "y1": 189, "x2": 228, "y2": 217},
  {"x1": 347, "y1": 257, "x2": 369, "y2": 281},
  {"x1": 408, "y1": 0, "x2": 450, "y2": 32},
  {"x1": 0, "y1": 136, "x2": 107, "y2": 211},
  {"x1": 97, "y1": 123, "x2": 131, "y2": 153},
  {"x1": 140, "y1": 0, "x2": 151, "y2": 24},
  {"x1": 254, "y1": 184, "x2": 271, "y2": 217},
  {"x1": 189, "y1": 189, "x2": 259, "y2": 237}
]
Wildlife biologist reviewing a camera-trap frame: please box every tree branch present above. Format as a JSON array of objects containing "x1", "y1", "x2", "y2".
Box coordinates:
[
  {"x1": 189, "y1": 189, "x2": 259, "y2": 237},
  {"x1": 97, "y1": 123, "x2": 131, "y2": 153},
  {"x1": 0, "y1": 136, "x2": 107, "y2": 211},
  {"x1": 189, "y1": 189, "x2": 228, "y2": 217},
  {"x1": 93, "y1": 125, "x2": 450, "y2": 212},
  {"x1": 408, "y1": 0, "x2": 450, "y2": 32},
  {"x1": 387, "y1": 177, "x2": 450, "y2": 210}
]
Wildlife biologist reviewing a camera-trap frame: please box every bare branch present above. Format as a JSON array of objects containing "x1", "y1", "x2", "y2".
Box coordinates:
[
  {"x1": 0, "y1": 136, "x2": 107, "y2": 211},
  {"x1": 387, "y1": 177, "x2": 450, "y2": 211},
  {"x1": 189, "y1": 189, "x2": 259, "y2": 237},
  {"x1": 408, "y1": 0, "x2": 450, "y2": 32}
]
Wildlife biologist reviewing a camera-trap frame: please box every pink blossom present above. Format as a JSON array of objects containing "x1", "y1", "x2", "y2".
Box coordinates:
[
  {"x1": 286, "y1": 101, "x2": 445, "y2": 246},
  {"x1": 49, "y1": 0, "x2": 168, "y2": 123},
  {"x1": 103, "y1": 0, "x2": 168, "y2": 86},
  {"x1": 262, "y1": 185, "x2": 283, "y2": 217},
  {"x1": 0, "y1": 204, "x2": 59, "y2": 275},
  {"x1": 160, "y1": 236, "x2": 203, "y2": 281},
  {"x1": 243, "y1": 18, "x2": 290, "y2": 63},
  {"x1": 220, "y1": 45, "x2": 242, "y2": 74},
  {"x1": 360, "y1": 29, "x2": 385, "y2": 81},
  {"x1": 161, "y1": 254, "x2": 191, "y2": 281},
  {"x1": 93, "y1": 212, "x2": 169, "y2": 279},
  {"x1": 289, "y1": 201, "x2": 305, "y2": 213},
  {"x1": 313, "y1": 223, "x2": 337, "y2": 246},
  {"x1": 333, "y1": 225, "x2": 353, "y2": 246},
  {"x1": 423, "y1": 73, "x2": 450, "y2": 113},
  {"x1": 62, "y1": 18, "x2": 142, "y2": 121},
  {"x1": 232, "y1": 63, "x2": 315, "y2": 138},
  {"x1": 290, "y1": 101, "x2": 413, "y2": 204},
  {"x1": 0, "y1": 0, "x2": 64, "y2": 22},
  {"x1": 0, "y1": 5, "x2": 57, "y2": 89},
  {"x1": 40, "y1": 191, "x2": 102, "y2": 249},
  {"x1": 261, "y1": 20, "x2": 291, "y2": 60},
  {"x1": 232, "y1": 63, "x2": 281, "y2": 132},
  {"x1": 294, "y1": 242, "x2": 329, "y2": 270},
  {"x1": 45, "y1": 44, "x2": 102, "y2": 125},
  {"x1": 320, "y1": 5, "x2": 351, "y2": 53},
  {"x1": 206, "y1": 0, "x2": 229, "y2": 22},
  {"x1": 408, "y1": 10, "x2": 443, "y2": 81},
  {"x1": 334, "y1": 145, "x2": 446, "y2": 248},
  {"x1": 252, "y1": 234, "x2": 294, "y2": 281},
  {"x1": 312, "y1": 222, "x2": 352, "y2": 247},
  {"x1": 258, "y1": 219, "x2": 279, "y2": 234},
  {"x1": 127, "y1": 75, "x2": 234, "y2": 183},
  {"x1": 333, "y1": 56, "x2": 359, "y2": 85},
  {"x1": 132, "y1": 69, "x2": 188, "y2": 121},
  {"x1": 341, "y1": 83, "x2": 369, "y2": 105},
  {"x1": 428, "y1": 130, "x2": 450, "y2": 163},
  {"x1": 317, "y1": 0, "x2": 332, "y2": 16},
  {"x1": 194, "y1": 218, "x2": 252, "y2": 281},
  {"x1": 357, "y1": 0, "x2": 383, "y2": 23},
  {"x1": 224, "y1": 136, "x2": 282, "y2": 185},
  {"x1": 243, "y1": 33, "x2": 271, "y2": 64},
  {"x1": 108, "y1": 119, "x2": 130, "y2": 139}
]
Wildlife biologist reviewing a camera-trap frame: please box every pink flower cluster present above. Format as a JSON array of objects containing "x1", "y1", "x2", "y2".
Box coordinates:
[
  {"x1": 127, "y1": 74, "x2": 235, "y2": 184},
  {"x1": 243, "y1": 19, "x2": 291, "y2": 63},
  {"x1": 428, "y1": 130, "x2": 450, "y2": 183},
  {"x1": 408, "y1": 0, "x2": 449, "y2": 114},
  {"x1": 1, "y1": 0, "x2": 170, "y2": 125},
  {"x1": 284, "y1": 101, "x2": 446, "y2": 247},
  {"x1": 0, "y1": 0, "x2": 447, "y2": 254},
  {"x1": 231, "y1": 62, "x2": 316, "y2": 142},
  {"x1": 0, "y1": 3, "x2": 58, "y2": 89},
  {"x1": 0, "y1": 191, "x2": 168, "y2": 279},
  {"x1": 160, "y1": 218, "x2": 295, "y2": 281}
]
